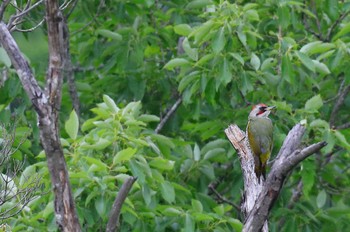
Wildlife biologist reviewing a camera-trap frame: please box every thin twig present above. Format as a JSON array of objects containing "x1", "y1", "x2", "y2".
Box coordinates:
[
  {"x1": 324, "y1": 77, "x2": 345, "y2": 103},
  {"x1": 65, "y1": 0, "x2": 78, "y2": 19},
  {"x1": 335, "y1": 122, "x2": 350, "y2": 130},
  {"x1": 106, "y1": 176, "x2": 137, "y2": 232},
  {"x1": 302, "y1": 0, "x2": 324, "y2": 41},
  {"x1": 329, "y1": 84, "x2": 350, "y2": 128},
  {"x1": 0, "y1": 0, "x2": 11, "y2": 21},
  {"x1": 155, "y1": 97, "x2": 182, "y2": 134},
  {"x1": 326, "y1": 9, "x2": 350, "y2": 41},
  {"x1": 208, "y1": 184, "x2": 240, "y2": 211},
  {"x1": 71, "y1": 0, "x2": 106, "y2": 36}
]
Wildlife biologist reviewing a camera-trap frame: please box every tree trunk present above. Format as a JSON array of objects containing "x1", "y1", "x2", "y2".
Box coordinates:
[{"x1": 0, "y1": 0, "x2": 81, "y2": 230}]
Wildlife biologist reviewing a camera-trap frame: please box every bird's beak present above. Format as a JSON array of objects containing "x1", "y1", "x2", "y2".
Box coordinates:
[{"x1": 266, "y1": 106, "x2": 276, "y2": 111}]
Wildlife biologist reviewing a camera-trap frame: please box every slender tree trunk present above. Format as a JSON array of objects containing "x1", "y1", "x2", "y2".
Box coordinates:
[{"x1": 0, "y1": 0, "x2": 81, "y2": 230}]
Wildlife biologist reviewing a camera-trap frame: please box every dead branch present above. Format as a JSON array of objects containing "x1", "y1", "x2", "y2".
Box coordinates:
[
  {"x1": 208, "y1": 184, "x2": 240, "y2": 212},
  {"x1": 155, "y1": 97, "x2": 182, "y2": 134},
  {"x1": 329, "y1": 84, "x2": 350, "y2": 128},
  {"x1": 106, "y1": 176, "x2": 137, "y2": 232},
  {"x1": 0, "y1": 0, "x2": 11, "y2": 21},
  {"x1": 225, "y1": 124, "x2": 326, "y2": 232},
  {"x1": 224, "y1": 125, "x2": 268, "y2": 232},
  {"x1": 0, "y1": 124, "x2": 43, "y2": 221}
]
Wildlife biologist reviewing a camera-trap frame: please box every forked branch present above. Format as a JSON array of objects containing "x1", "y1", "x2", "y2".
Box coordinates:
[{"x1": 225, "y1": 123, "x2": 326, "y2": 232}]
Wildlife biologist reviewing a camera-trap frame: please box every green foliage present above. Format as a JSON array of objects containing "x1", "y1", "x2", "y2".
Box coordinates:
[{"x1": 2, "y1": 0, "x2": 350, "y2": 231}]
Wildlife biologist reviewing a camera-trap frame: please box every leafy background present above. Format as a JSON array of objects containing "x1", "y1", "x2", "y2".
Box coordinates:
[{"x1": 1, "y1": 0, "x2": 350, "y2": 231}]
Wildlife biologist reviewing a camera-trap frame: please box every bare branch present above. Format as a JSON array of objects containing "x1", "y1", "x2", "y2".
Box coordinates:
[
  {"x1": 225, "y1": 123, "x2": 326, "y2": 232},
  {"x1": 0, "y1": 0, "x2": 11, "y2": 21},
  {"x1": 0, "y1": 124, "x2": 43, "y2": 221},
  {"x1": 329, "y1": 84, "x2": 350, "y2": 128},
  {"x1": 0, "y1": 22, "x2": 44, "y2": 113},
  {"x1": 242, "y1": 123, "x2": 326, "y2": 232},
  {"x1": 12, "y1": 19, "x2": 44, "y2": 32},
  {"x1": 335, "y1": 122, "x2": 350, "y2": 130},
  {"x1": 224, "y1": 125, "x2": 268, "y2": 232},
  {"x1": 106, "y1": 176, "x2": 137, "y2": 232},
  {"x1": 208, "y1": 184, "x2": 240, "y2": 212},
  {"x1": 155, "y1": 97, "x2": 182, "y2": 134}
]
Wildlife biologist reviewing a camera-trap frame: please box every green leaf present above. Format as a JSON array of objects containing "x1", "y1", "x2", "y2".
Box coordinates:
[
  {"x1": 190, "y1": 20, "x2": 214, "y2": 45},
  {"x1": 130, "y1": 160, "x2": 145, "y2": 183},
  {"x1": 142, "y1": 184, "x2": 152, "y2": 206},
  {"x1": 103, "y1": 94, "x2": 119, "y2": 113},
  {"x1": 174, "y1": 24, "x2": 192, "y2": 36},
  {"x1": 138, "y1": 114, "x2": 160, "y2": 122},
  {"x1": 0, "y1": 47, "x2": 11, "y2": 67},
  {"x1": 313, "y1": 60, "x2": 331, "y2": 75},
  {"x1": 281, "y1": 55, "x2": 293, "y2": 83},
  {"x1": 250, "y1": 53, "x2": 260, "y2": 71},
  {"x1": 245, "y1": 9, "x2": 259, "y2": 21},
  {"x1": 295, "y1": 51, "x2": 315, "y2": 72},
  {"x1": 300, "y1": 41, "x2": 335, "y2": 55},
  {"x1": 191, "y1": 199, "x2": 203, "y2": 213},
  {"x1": 334, "y1": 130, "x2": 350, "y2": 150},
  {"x1": 20, "y1": 165, "x2": 36, "y2": 187},
  {"x1": 261, "y1": 58, "x2": 276, "y2": 71},
  {"x1": 81, "y1": 138, "x2": 112, "y2": 150},
  {"x1": 113, "y1": 148, "x2": 137, "y2": 164},
  {"x1": 84, "y1": 157, "x2": 108, "y2": 171},
  {"x1": 305, "y1": 94, "x2": 323, "y2": 111},
  {"x1": 230, "y1": 52, "x2": 244, "y2": 65},
  {"x1": 43, "y1": 201, "x2": 54, "y2": 218},
  {"x1": 160, "y1": 181, "x2": 175, "y2": 203},
  {"x1": 277, "y1": 5, "x2": 290, "y2": 29},
  {"x1": 333, "y1": 22, "x2": 350, "y2": 40},
  {"x1": 163, "y1": 207, "x2": 183, "y2": 216},
  {"x1": 149, "y1": 157, "x2": 175, "y2": 171},
  {"x1": 227, "y1": 218, "x2": 243, "y2": 231},
  {"x1": 236, "y1": 26, "x2": 247, "y2": 47},
  {"x1": 96, "y1": 29, "x2": 122, "y2": 41},
  {"x1": 182, "y1": 38, "x2": 198, "y2": 61},
  {"x1": 186, "y1": 0, "x2": 213, "y2": 9},
  {"x1": 196, "y1": 53, "x2": 215, "y2": 66},
  {"x1": 163, "y1": 58, "x2": 190, "y2": 70},
  {"x1": 193, "y1": 143, "x2": 201, "y2": 161},
  {"x1": 65, "y1": 110, "x2": 79, "y2": 140},
  {"x1": 212, "y1": 27, "x2": 226, "y2": 54},
  {"x1": 203, "y1": 148, "x2": 226, "y2": 161},
  {"x1": 310, "y1": 119, "x2": 330, "y2": 130},
  {"x1": 184, "y1": 213, "x2": 195, "y2": 232},
  {"x1": 301, "y1": 160, "x2": 315, "y2": 198},
  {"x1": 95, "y1": 196, "x2": 106, "y2": 217},
  {"x1": 217, "y1": 58, "x2": 232, "y2": 90},
  {"x1": 179, "y1": 72, "x2": 199, "y2": 93},
  {"x1": 317, "y1": 190, "x2": 327, "y2": 208}
]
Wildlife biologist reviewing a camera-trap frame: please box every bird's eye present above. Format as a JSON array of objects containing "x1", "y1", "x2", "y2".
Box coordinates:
[{"x1": 259, "y1": 106, "x2": 267, "y2": 111}]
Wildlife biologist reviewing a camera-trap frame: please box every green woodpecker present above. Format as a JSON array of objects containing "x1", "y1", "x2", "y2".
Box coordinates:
[{"x1": 247, "y1": 103, "x2": 275, "y2": 180}]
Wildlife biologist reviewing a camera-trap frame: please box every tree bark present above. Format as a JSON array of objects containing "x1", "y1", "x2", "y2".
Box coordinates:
[
  {"x1": 225, "y1": 123, "x2": 326, "y2": 232},
  {"x1": 106, "y1": 176, "x2": 137, "y2": 232},
  {"x1": 0, "y1": 0, "x2": 81, "y2": 230}
]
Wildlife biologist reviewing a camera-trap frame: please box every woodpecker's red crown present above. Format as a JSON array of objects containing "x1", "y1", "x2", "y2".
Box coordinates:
[{"x1": 249, "y1": 103, "x2": 275, "y2": 118}]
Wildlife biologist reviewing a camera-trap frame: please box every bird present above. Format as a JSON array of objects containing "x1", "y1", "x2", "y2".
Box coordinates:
[{"x1": 246, "y1": 103, "x2": 275, "y2": 181}]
